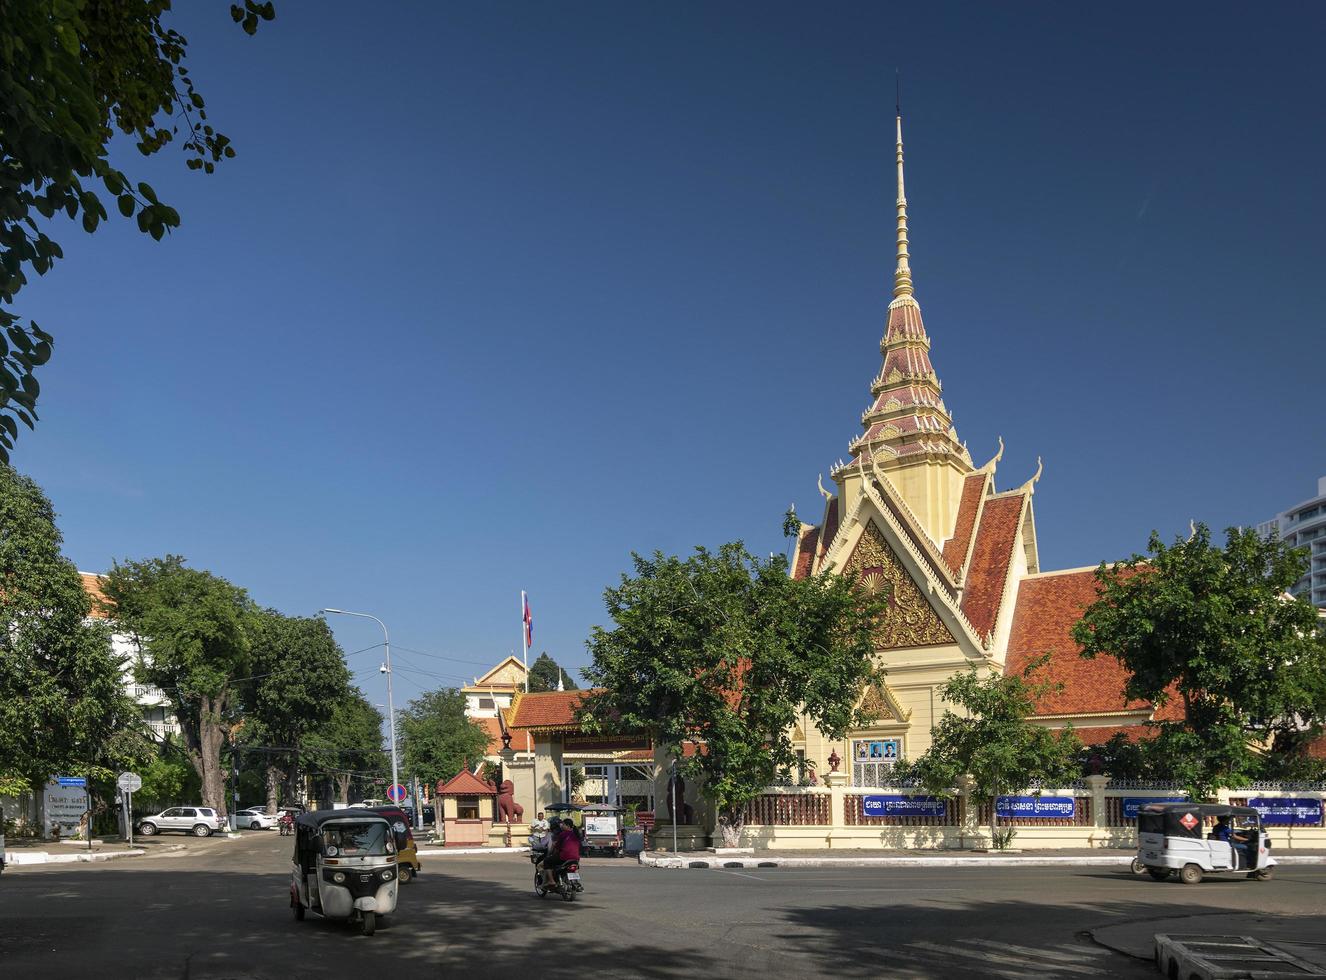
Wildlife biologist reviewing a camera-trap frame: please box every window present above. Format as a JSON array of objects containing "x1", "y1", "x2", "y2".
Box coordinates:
[
  {"x1": 478, "y1": 698, "x2": 495, "y2": 709},
  {"x1": 457, "y1": 796, "x2": 480, "y2": 820},
  {"x1": 851, "y1": 738, "x2": 903, "y2": 788}
]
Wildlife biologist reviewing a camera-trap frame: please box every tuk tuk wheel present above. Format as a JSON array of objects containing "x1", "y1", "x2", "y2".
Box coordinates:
[
  {"x1": 360, "y1": 911, "x2": 376, "y2": 937},
  {"x1": 1129, "y1": 857, "x2": 1146, "y2": 874},
  {"x1": 1179, "y1": 863, "x2": 1203, "y2": 885},
  {"x1": 398, "y1": 864, "x2": 413, "y2": 883},
  {"x1": 1252, "y1": 868, "x2": 1274, "y2": 881},
  {"x1": 293, "y1": 902, "x2": 305, "y2": 921},
  {"x1": 1146, "y1": 868, "x2": 1172, "y2": 881}
]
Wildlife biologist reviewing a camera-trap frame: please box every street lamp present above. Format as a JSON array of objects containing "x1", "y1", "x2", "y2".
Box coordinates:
[{"x1": 321, "y1": 608, "x2": 398, "y2": 805}]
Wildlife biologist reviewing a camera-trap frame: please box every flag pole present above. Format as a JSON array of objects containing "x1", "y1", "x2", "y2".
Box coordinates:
[{"x1": 520, "y1": 591, "x2": 529, "y2": 692}]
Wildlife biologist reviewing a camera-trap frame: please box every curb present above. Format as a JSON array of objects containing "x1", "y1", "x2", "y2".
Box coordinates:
[
  {"x1": 1155, "y1": 933, "x2": 1326, "y2": 980},
  {"x1": 416, "y1": 846, "x2": 530, "y2": 857},
  {"x1": 5, "y1": 848, "x2": 147, "y2": 866},
  {"x1": 638, "y1": 852, "x2": 1326, "y2": 870}
]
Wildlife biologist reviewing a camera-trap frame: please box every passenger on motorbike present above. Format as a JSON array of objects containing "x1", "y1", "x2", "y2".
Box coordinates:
[{"x1": 542, "y1": 818, "x2": 582, "y2": 887}]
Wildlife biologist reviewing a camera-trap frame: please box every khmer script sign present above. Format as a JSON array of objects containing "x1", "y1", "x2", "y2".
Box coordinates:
[
  {"x1": 861, "y1": 795, "x2": 947, "y2": 818},
  {"x1": 1246, "y1": 798, "x2": 1324, "y2": 826},
  {"x1": 994, "y1": 795, "x2": 1076, "y2": 819},
  {"x1": 1122, "y1": 797, "x2": 1187, "y2": 819}
]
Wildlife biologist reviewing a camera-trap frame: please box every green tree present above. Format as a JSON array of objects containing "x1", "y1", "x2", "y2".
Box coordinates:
[
  {"x1": 907, "y1": 658, "x2": 1081, "y2": 849},
  {"x1": 1072, "y1": 524, "x2": 1326, "y2": 799},
  {"x1": 133, "y1": 739, "x2": 200, "y2": 813},
  {"x1": 0, "y1": 1, "x2": 276, "y2": 459},
  {"x1": 241, "y1": 609, "x2": 351, "y2": 810},
  {"x1": 581, "y1": 541, "x2": 887, "y2": 847},
  {"x1": 398, "y1": 688, "x2": 490, "y2": 791},
  {"x1": 101, "y1": 556, "x2": 253, "y2": 818},
  {"x1": 303, "y1": 690, "x2": 388, "y2": 805},
  {"x1": 0, "y1": 466, "x2": 139, "y2": 796},
  {"x1": 528, "y1": 651, "x2": 579, "y2": 692}
]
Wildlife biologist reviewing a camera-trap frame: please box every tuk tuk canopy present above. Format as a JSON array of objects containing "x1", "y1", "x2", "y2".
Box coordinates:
[{"x1": 1136, "y1": 803, "x2": 1261, "y2": 839}]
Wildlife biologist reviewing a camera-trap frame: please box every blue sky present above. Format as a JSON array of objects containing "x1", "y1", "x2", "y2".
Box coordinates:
[{"x1": 15, "y1": 1, "x2": 1326, "y2": 704}]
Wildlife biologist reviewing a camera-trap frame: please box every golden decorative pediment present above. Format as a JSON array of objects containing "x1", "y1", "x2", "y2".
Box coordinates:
[
  {"x1": 857, "y1": 682, "x2": 912, "y2": 723},
  {"x1": 844, "y1": 519, "x2": 955, "y2": 649}
]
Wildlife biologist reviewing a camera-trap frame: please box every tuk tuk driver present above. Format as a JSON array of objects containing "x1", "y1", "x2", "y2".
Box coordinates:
[{"x1": 1214, "y1": 815, "x2": 1250, "y2": 867}]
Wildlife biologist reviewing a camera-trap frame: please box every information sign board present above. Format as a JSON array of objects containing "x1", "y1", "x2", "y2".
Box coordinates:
[
  {"x1": 1247, "y1": 798, "x2": 1324, "y2": 826},
  {"x1": 1122, "y1": 797, "x2": 1187, "y2": 820},
  {"x1": 43, "y1": 780, "x2": 87, "y2": 837},
  {"x1": 994, "y1": 795, "x2": 1076, "y2": 819},
  {"x1": 862, "y1": 795, "x2": 947, "y2": 818},
  {"x1": 56, "y1": 776, "x2": 87, "y2": 788}
]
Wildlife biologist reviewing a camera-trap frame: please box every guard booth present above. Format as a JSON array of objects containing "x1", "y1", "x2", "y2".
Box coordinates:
[{"x1": 435, "y1": 770, "x2": 497, "y2": 847}]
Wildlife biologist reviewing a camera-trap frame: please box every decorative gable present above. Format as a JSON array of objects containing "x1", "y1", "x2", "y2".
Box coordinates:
[
  {"x1": 857, "y1": 681, "x2": 912, "y2": 723},
  {"x1": 844, "y1": 519, "x2": 955, "y2": 648}
]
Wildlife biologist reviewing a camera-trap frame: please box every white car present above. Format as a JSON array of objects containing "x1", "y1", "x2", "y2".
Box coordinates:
[
  {"x1": 236, "y1": 808, "x2": 278, "y2": 830},
  {"x1": 138, "y1": 806, "x2": 226, "y2": 837}
]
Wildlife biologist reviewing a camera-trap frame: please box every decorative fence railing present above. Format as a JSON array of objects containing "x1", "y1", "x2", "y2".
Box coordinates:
[{"x1": 741, "y1": 793, "x2": 831, "y2": 826}]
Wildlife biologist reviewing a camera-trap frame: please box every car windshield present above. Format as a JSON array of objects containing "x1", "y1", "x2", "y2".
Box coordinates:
[{"x1": 321, "y1": 822, "x2": 391, "y2": 856}]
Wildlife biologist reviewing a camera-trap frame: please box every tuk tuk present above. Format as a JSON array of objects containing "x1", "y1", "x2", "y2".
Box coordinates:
[
  {"x1": 1136, "y1": 802, "x2": 1276, "y2": 884},
  {"x1": 361, "y1": 806, "x2": 422, "y2": 883},
  {"x1": 290, "y1": 810, "x2": 399, "y2": 935},
  {"x1": 580, "y1": 803, "x2": 625, "y2": 857}
]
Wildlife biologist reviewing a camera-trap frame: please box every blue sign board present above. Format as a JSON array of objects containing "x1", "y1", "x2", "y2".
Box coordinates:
[
  {"x1": 995, "y1": 795, "x2": 1076, "y2": 819},
  {"x1": 1247, "y1": 798, "x2": 1324, "y2": 826},
  {"x1": 1122, "y1": 797, "x2": 1187, "y2": 819},
  {"x1": 56, "y1": 776, "x2": 87, "y2": 788},
  {"x1": 862, "y1": 795, "x2": 947, "y2": 818}
]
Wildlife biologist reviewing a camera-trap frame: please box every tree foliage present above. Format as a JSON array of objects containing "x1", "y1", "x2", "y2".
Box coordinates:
[
  {"x1": 0, "y1": 0, "x2": 274, "y2": 459},
  {"x1": 907, "y1": 657, "x2": 1081, "y2": 849},
  {"x1": 528, "y1": 651, "x2": 578, "y2": 692},
  {"x1": 0, "y1": 466, "x2": 139, "y2": 795},
  {"x1": 398, "y1": 688, "x2": 490, "y2": 791},
  {"x1": 581, "y1": 541, "x2": 888, "y2": 846},
  {"x1": 302, "y1": 688, "x2": 387, "y2": 805},
  {"x1": 101, "y1": 555, "x2": 252, "y2": 818},
  {"x1": 1073, "y1": 524, "x2": 1326, "y2": 798}
]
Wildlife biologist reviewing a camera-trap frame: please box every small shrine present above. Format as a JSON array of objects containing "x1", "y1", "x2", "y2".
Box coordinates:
[{"x1": 434, "y1": 769, "x2": 497, "y2": 847}]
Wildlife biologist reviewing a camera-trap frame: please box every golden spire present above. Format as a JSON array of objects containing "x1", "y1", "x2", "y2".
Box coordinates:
[{"x1": 893, "y1": 112, "x2": 913, "y2": 299}]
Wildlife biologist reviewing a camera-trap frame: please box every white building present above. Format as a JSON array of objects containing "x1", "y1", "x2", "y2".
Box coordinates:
[
  {"x1": 81, "y1": 572, "x2": 180, "y2": 739},
  {"x1": 1258, "y1": 476, "x2": 1326, "y2": 609}
]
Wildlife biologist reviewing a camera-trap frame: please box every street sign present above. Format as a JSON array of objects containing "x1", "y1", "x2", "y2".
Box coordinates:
[
  {"x1": 117, "y1": 772, "x2": 143, "y2": 793},
  {"x1": 56, "y1": 776, "x2": 87, "y2": 788},
  {"x1": 387, "y1": 783, "x2": 407, "y2": 803},
  {"x1": 373, "y1": 778, "x2": 386, "y2": 785}
]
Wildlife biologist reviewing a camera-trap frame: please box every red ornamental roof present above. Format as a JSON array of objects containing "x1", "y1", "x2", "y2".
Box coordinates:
[
  {"x1": 506, "y1": 690, "x2": 599, "y2": 732},
  {"x1": 435, "y1": 769, "x2": 496, "y2": 796},
  {"x1": 942, "y1": 473, "x2": 988, "y2": 577},
  {"x1": 884, "y1": 299, "x2": 928, "y2": 344},
  {"x1": 960, "y1": 492, "x2": 1026, "y2": 638},
  {"x1": 81, "y1": 572, "x2": 112, "y2": 619},
  {"x1": 1006, "y1": 568, "x2": 1153, "y2": 717},
  {"x1": 793, "y1": 525, "x2": 820, "y2": 580}
]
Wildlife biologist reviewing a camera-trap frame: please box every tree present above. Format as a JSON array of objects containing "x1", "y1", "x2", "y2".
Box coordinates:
[
  {"x1": 241, "y1": 609, "x2": 351, "y2": 810},
  {"x1": 906, "y1": 658, "x2": 1081, "y2": 849},
  {"x1": 1072, "y1": 524, "x2": 1326, "y2": 799},
  {"x1": 528, "y1": 651, "x2": 578, "y2": 692},
  {"x1": 101, "y1": 556, "x2": 253, "y2": 819},
  {"x1": 581, "y1": 541, "x2": 888, "y2": 848},
  {"x1": 0, "y1": 1, "x2": 275, "y2": 459},
  {"x1": 398, "y1": 688, "x2": 490, "y2": 790},
  {"x1": 0, "y1": 466, "x2": 139, "y2": 797},
  {"x1": 302, "y1": 689, "x2": 388, "y2": 805}
]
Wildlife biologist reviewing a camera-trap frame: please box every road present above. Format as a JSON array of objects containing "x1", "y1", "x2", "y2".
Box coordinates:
[{"x1": 3, "y1": 833, "x2": 1325, "y2": 978}]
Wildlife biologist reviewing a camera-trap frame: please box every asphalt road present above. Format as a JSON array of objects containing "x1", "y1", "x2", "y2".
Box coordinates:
[{"x1": 4, "y1": 833, "x2": 1325, "y2": 979}]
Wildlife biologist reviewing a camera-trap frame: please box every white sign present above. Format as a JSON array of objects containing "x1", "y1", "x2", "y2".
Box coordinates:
[
  {"x1": 43, "y1": 780, "x2": 87, "y2": 838},
  {"x1": 117, "y1": 772, "x2": 143, "y2": 793},
  {"x1": 585, "y1": 815, "x2": 618, "y2": 837}
]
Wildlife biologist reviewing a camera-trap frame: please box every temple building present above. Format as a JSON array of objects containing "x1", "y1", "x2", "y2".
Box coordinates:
[{"x1": 787, "y1": 114, "x2": 1176, "y2": 787}]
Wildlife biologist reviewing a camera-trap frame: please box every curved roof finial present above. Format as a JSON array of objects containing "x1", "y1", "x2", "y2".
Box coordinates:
[{"x1": 893, "y1": 95, "x2": 913, "y2": 300}]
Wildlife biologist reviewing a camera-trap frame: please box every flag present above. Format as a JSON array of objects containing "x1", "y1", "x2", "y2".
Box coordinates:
[{"x1": 522, "y1": 591, "x2": 533, "y2": 648}]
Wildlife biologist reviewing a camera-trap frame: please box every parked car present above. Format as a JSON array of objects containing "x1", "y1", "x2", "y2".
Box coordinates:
[
  {"x1": 138, "y1": 806, "x2": 226, "y2": 837},
  {"x1": 236, "y1": 807, "x2": 278, "y2": 830}
]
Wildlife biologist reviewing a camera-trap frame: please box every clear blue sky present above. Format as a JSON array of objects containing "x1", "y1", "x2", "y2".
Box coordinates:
[{"x1": 16, "y1": 1, "x2": 1326, "y2": 705}]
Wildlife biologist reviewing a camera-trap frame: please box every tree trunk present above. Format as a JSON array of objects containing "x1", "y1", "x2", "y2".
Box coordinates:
[
  {"x1": 717, "y1": 806, "x2": 744, "y2": 848},
  {"x1": 264, "y1": 766, "x2": 282, "y2": 813},
  {"x1": 335, "y1": 773, "x2": 351, "y2": 804},
  {"x1": 197, "y1": 695, "x2": 229, "y2": 820}
]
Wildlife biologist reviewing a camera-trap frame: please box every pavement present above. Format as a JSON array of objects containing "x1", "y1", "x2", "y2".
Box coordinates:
[
  {"x1": 4, "y1": 831, "x2": 1326, "y2": 978},
  {"x1": 3, "y1": 828, "x2": 255, "y2": 864},
  {"x1": 641, "y1": 847, "x2": 1326, "y2": 869}
]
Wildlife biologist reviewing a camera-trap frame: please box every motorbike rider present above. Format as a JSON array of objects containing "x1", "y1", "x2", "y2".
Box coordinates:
[
  {"x1": 278, "y1": 810, "x2": 295, "y2": 836},
  {"x1": 542, "y1": 817, "x2": 582, "y2": 887}
]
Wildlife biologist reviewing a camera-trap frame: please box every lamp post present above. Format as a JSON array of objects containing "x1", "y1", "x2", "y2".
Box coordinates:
[{"x1": 322, "y1": 608, "x2": 398, "y2": 805}]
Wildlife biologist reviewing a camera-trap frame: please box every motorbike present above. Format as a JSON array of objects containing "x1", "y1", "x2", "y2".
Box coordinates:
[{"x1": 531, "y1": 850, "x2": 583, "y2": 902}]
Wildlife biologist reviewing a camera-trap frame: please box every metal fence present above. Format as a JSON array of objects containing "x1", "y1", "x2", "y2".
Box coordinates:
[{"x1": 740, "y1": 793, "x2": 831, "y2": 826}]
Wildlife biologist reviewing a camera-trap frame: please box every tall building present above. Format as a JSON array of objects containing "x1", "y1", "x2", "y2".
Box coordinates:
[
  {"x1": 1258, "y1": 476, "x2": 1326, "y2": 608},
  {"x1": 787, "y1": 113, "x2": 1180, "y2": 784}
]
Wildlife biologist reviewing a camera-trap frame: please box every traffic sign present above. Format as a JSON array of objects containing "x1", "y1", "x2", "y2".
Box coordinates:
[
  {"x1": 56, "y1": 776, "x2": 87, "y2": 788},
  {"x1": 117, "y1": 772, "x2": 143, "y2": 793},
  {"x1": 373, "y1": 778, "x2": 386, "y2": 785},
  {"x1": 387, "y1": 783, "x2": 407, "y2": 803}
]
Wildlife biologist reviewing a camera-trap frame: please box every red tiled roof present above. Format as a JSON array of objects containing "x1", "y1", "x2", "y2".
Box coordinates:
[
  {"x1": 507, "y1": 690, "x2": 600, "y2": 732},
  {"x1": 793, "y1": 525, "x2": 820, "y2": 580},
  {"x1": 942, "y1": 474, "x2": 988, "y2": 577},
  {"x1": 1006, "y1": 568, "x2": 1155, "y2": 717},
  {"x1": 472, "y1": 715, "x2": 531, "y2": 754},
  {"x1": 435, "y1": 769, "x2": 496, "y2": 796},
  {"x1": 1308, "y1": 735, "x2": 1326, "y2": 759},
  {"x1": 81, "y1": 572, "x2": 111, "y2": 620},
  {"x1": 1068, "y1": 724, "x2": 1153, "y2": 745},
  {"x1": 960, "y1": 493, "x2": 1026, "y2": 638},
  {"x1": 819, "y1": 497, "x2": 840, "y2": 559}
]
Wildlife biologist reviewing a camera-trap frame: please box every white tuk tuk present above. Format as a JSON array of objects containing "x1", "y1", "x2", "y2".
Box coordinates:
[
  {"x1": 290, "y1": 810, "x2": 399, "y2": 935},
  {"x1": 1137, "y1": 802, "x2": 1276, "y2": 884}
]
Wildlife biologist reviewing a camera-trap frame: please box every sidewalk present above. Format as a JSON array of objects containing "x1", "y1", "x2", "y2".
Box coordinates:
[
  {"x1": 1093, "y1": 912, "x2": 1326, "y2": 975},
  {"x1": 3, "y1": 834, "x2": 207, "y2": 866},
  {"x1": 639, "y1": 847, "x2": 1326, "y2": 869}
]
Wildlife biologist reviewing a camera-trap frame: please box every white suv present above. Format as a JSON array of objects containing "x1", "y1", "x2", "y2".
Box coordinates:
[
  {"x1": 235, "y1": 808, "x2": 277, "y2": 830},
  {"x1": 138, "y1": 807, "x2": 226, "y2": 837}
]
